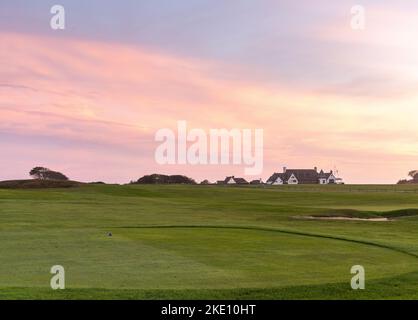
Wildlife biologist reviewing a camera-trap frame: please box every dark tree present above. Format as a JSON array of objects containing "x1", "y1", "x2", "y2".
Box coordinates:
[
  {"x1": 30, "y1": 167, "x2": 48, "y2": 180},
  {"x1": 397, "y1": 179, "x2": 408, "y2": 185},
  {"x1": 133, "y1": 174, "x2": 196, "y2": 184},
  {"x1": 408, "y1": 170, "x2": 418, "y2": 181},
  {"x1": 397, "y1": 170, "x2": 418, "y2": 184},
  {"x1": 29, "y1": 167, "x2": 69, "y2": 181}
]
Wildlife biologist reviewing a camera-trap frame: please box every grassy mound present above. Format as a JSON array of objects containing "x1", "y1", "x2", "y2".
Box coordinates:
[{"x1": 0, "y1": 179, "x2": 83, "y2": 189}]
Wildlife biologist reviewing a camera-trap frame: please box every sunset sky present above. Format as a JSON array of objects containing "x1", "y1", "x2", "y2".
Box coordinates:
[{"x1": 1, "y1": 0, "x2": 418, "y2": 183}]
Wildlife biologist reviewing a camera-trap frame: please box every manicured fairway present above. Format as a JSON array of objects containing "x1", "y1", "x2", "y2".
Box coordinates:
[{"x1": 1, "y1": 184, "x2": 418, "y2": 299}]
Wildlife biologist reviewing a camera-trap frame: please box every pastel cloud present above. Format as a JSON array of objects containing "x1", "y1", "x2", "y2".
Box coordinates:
[
  {"x1": 0, "y1": 29, "x2": 417, "y2": 184},
  {"x1": 313, "y1": 4, "x2": 418, "y2": 98}
]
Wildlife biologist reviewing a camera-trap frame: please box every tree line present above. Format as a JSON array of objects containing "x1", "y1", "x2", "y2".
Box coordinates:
[
  {"x1": 27, "y1": 166, "x2": 418, "y2": 185},
  {"x1": 28, "y1": 167, "x2": 196, "y2": 184}
]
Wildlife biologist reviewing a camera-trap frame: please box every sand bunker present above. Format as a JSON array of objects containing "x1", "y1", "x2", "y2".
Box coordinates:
[{"x1": 294, "y1": 216, "x2": 389, "y2": 222}]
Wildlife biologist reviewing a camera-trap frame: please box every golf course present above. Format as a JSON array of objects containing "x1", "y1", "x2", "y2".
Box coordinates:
[{"x1": 1, "y1": 183, "x2": 418, "y2": 299}]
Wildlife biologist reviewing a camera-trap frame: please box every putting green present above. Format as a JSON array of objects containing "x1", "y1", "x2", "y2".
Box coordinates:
[{"x1": 1, "y1": 226, "x2": 417, "y2": 290}]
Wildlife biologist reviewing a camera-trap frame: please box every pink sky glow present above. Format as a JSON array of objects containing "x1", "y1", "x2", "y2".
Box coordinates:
[{"x1": 1, "y1": 4, "x2": 418, "y2": 184}]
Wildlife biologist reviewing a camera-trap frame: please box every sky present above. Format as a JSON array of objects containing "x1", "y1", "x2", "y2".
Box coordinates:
[{"x1": 1, "y1": 0, "x2": 418, "y2": 184}]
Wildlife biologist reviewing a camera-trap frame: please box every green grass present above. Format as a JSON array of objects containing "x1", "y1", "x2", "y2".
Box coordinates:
[{"x1": 1, "y1": 184, "x2": 418, "y2": 299}]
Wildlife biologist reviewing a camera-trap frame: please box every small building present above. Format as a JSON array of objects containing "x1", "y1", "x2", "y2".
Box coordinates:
[
  {"x1": 219, "y1": 176, "x2": 249, "y2": 185},
  {"x1": 318, "y1": 170, "x2": 337, "y2": 184},
  {"x1": 266, "y1": 167, "x2": 342, "y2": 185},
  {"x1": 250, "y1": 179, "x2": 263, "y2": 185}
]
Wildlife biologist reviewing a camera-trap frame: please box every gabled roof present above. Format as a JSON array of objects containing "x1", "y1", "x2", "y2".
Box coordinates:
[
  {"x1": 267, "y1": 167, "x2": 340, "y2": 184},
  {"x1": 318, "y1": 170, "x2": 334, "y2": 179},
  {"x1": 266, "y1": 173, "x2": 284, "y2": 183},
  {"x1": 233, "y1": 177, "x2": 249, "y2": 184},
  {"x1": 283, "y1": 169, "x2": 318, "y2": 184},
  {"x1": 224, "y1": 176, "x2": 249, "y2": 184},
  {"x1": 268, "y1": 168, "x2": 329, "y2": 184}
]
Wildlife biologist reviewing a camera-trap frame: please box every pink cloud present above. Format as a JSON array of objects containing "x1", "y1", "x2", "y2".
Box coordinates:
[{"x1": 0, "y1": 32, "x2": 417, "y2": 183}]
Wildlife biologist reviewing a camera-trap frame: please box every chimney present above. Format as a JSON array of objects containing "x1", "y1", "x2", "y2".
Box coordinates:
[
  {"x1": 330, "y1": 170, "x2": 333, "y2": 174},
  {"x1": 314, "y1": 167, "x2": 317, "y2": 172},
  {"x1": 283, "y1": 167, "x2": 287, "y2": 173}
]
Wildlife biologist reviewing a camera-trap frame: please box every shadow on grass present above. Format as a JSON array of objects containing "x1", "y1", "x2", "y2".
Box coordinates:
[{"x1": 2, "y1": 271, "x2": 418, "y2": 300}]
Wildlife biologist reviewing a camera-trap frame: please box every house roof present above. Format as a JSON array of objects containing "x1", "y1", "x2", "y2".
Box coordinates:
[
  {"x1": 267, "y1": 168, "x2": 335, "y2": 184},
  {"x1": 266, "y1": 173, "x2": 284, "y2": 183},
  {"x1": 225, "y1": 176, "x2": 249, "y2": 184},
  {"x1": 284, "y1": 169, "x2": 318, "y2": 184},
  {"x1": 318, "y1": 169, "x2": 334, "y2": 179}
]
